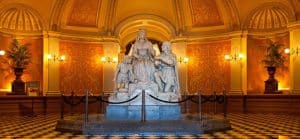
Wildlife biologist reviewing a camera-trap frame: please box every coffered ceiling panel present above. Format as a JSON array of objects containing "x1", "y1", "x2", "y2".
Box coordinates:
[
  {"x1": 115, "y1": 0, "x2": 176, "y2": 26},
  {"x1": 67, "y1": 0, "x2": 101, "y2": 27},
  {"x1": 189, "y1": 0, "x2": 224, "y2": 27}
]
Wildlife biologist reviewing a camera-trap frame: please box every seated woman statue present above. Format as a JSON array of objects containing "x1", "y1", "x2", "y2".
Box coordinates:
[
  {"x1": 154, "y1": 41, "x2": 180, "y2": 95},
  {"x1": 130, "y1": 29, "x2": 156, "y2": 83}
]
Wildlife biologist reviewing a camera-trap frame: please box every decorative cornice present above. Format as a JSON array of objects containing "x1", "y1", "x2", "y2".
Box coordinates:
[
  {"x1": 171, "y1": 30, "x2": 248, "y2": 43},
  {"x1": 287, "y1": 21, "x2": 300, "y2": 30},
  {"x1": 44, "y1": 31, "x2": 119, "y2": 43}
]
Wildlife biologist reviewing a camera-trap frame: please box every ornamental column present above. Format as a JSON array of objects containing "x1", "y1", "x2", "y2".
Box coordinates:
[
  {"x1": 43, "y1": 31, "x2": 61, "y2": 96},
  {"x1": 228, "y1": 32, "x2": 247, "y2": 94},
  {"x1": 288, "y1": 22, "x2": 300, "y2": 94}
]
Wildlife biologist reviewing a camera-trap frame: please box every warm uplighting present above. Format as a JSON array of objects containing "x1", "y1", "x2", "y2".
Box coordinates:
[
  {"x1": 178, "y1": 57, "x2": 189, "y2": 64},
  {"x1": 0, "y1": 50, "x2": 5, "y2": 56},
  {"x1": 278, "y1": 82, "x2": 289, "y2": 91},
  {"x1": 284, "y1": 47, "x2": 299, "y2": 56},
  {"x1": 224, "y1": 53, "x2": 243, "y2": 61},
  {"x1": 47, "y1": 54, "x2": 66, "y2": 62},
  {"x1": 101, "y1": 56, "x2": 118, "y2": 63}
]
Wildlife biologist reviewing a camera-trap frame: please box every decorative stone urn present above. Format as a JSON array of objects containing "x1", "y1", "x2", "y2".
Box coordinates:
[
  {"x1": 264, "y1": 66, "x2": 280, "y2": 94},
  {"x1": 11, "y1": 68, "x2": 25, "y2": 95}
]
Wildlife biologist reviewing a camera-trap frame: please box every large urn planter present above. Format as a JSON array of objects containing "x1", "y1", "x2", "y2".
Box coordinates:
[
  {"x1": 262, "y1": 40, "x2": 285, "y2": 94},
  {"x1": 264, "y1": 67, "x2": 281, "y2": 94},
  {"x1": 11, "y1": 68, "x2": 25, "y2": 95},
  {"x1": 6, "y1": 39, "x2": 31, "y2": 95}
]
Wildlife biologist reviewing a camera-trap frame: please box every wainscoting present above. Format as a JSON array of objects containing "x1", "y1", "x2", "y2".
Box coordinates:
[{"x1": 0, "y1": 94, "x2": 299, "y2": 115}]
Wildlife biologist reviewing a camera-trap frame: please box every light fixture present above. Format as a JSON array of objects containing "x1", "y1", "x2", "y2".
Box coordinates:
[
  {"x1": 0, "y1": 50, "x2": 5, "y2": 56},
  {"x1": 101, "y1": 56, "x2": 118, "y2": 63},
  {"x1": 47, "y1": 54, "x2": 65, "y2": 62},
  {"x1": 284, "y1": 47, "x2": 299, "y2": 56},
  {"x1": 224, "y1": 53, "x2": 243, "y2": 61},
  {"x1": 177, "y1": 57, "x2": 189, "y2": 64}
]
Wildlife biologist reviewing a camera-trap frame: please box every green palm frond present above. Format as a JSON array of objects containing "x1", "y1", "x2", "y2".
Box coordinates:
[
  {"x1": 6, "y1": 39, "x2": 31, "y2": 68},
  {"x1": 262, "y1": 40, "x2": 285, "y2": 67}
]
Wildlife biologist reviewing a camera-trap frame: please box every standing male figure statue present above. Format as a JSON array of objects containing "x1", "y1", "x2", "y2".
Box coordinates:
[{"x1": 154, "y1": 41, "x2": 180, "y2": 96}]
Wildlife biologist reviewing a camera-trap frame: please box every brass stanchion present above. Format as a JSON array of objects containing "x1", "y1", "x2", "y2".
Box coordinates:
[
  {"x1": 198, "y1": 90, "x2": 202, "y2": 121},
  {"x1": 223, "y1": 90, "x2": 227, "y2": 119},
  {"x1": 60, "y1": 94, "x2": 64, "y2": 120},
  {"x1": 85, "y1": 91, "x2": 89, "y2": 123}
]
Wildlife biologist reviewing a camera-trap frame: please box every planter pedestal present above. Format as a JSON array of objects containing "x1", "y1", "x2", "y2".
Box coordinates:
[
  {"x1": 11, "y1": 68, "x2": 25, "y2": 95},
  {"x1": 264, "y1": 67, "x2": 281, "y2": 94}
]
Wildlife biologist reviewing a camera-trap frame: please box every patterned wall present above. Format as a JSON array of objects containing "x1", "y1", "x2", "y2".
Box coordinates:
[
  {"x1": 247, "y1": 35, "x2": 290, "y2": 93},
  {"x1": 0, "y1": 36, "x2": 43, "y2": 91},
  {"x1": 67, "y1": 0, "x2": 100, "y2": 27},
  {"x1": 189, "y1": 0, "x2": 223, "y2": 27},
  {"x1": 187, "y1": 41, "x2": 231, "y2": 94},
  {"x1": 0, "y1": 36, "x2": 14, "y2": 90},
  {"x1": 21, "y1": 39, "x2": 43, "y2": 86},
  {"x1": 59, "y1": 41, "x2": 103, "y2": 95}
]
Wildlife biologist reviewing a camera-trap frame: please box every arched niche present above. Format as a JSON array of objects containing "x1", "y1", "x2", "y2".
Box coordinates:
[{"x1": 114, "y1": 14, "x2": 175, "y2": 54}]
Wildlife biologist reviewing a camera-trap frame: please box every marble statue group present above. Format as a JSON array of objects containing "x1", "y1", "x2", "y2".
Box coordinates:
[{"x1": 110, "y1": 29, "x2": 180, "y2": 104}]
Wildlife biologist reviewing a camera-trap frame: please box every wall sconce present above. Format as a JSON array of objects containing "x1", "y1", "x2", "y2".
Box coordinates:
[
  {"x1": 101, "y1": 56, "x2": 118, "y2": 63},
  {"x1": 224, "y1": 53, "x2": 243, "y2": 61},
  {"x1": 0, "y1": 50, "x2": 5, "y2": 56},
  {"x1": 284, "y1": 47, "x2": 299, "y2": 56},
  {"x1": 47, "y1": 54, "x2": 66, "y2": 62},
  {"x1": 177, "y1": 57, "x2": 189, "y2": 64}
]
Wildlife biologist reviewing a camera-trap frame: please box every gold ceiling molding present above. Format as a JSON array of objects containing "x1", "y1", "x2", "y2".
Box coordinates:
[
  {"x1": 181, "y1": 0, "x2": 240, "y2": 36},
  {"x1": 54, "y1": 0, "x2": 107, "y2": 35},
  {"x1": 45, "y1": 31, "x2": 119, "y2": 43},
  {"x1": 244, "y1": 2, "x2": 296, "y2": 33},
  {"x1": 171, "y1": 31, "x2": 247, "y2": 44},
  {"x1": 0, "y1": 4, "x2": 45, "y2": 35}
]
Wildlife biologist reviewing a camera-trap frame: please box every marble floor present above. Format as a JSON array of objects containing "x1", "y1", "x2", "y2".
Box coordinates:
[{"x1": 0, "y1": 113, "x2": 299, "y2": 138}]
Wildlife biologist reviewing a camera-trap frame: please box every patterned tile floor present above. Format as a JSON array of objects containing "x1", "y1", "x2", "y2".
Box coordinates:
[{"x1": 0, "y1": 113, "x2": 299, "y2": 138}]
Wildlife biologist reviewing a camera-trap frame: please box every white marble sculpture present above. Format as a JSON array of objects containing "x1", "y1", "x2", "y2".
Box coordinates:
[
  {"x1": 109, "y1": 29, "x2": 180, "y2": 104},
  {"x1": 114, "y1": 56, "x2": 134, "y2": 92},
  {"x1": 154, "y1": 41, "x2": 180, "y2": 95}
]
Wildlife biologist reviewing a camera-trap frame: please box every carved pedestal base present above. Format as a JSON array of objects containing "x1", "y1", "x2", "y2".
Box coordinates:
[
  {"x1": 11, "y1": 80, "x2": 25, "y2": 95},
  {"x1": 264, "y1": 78, "x2": 281, "y2": 94}
]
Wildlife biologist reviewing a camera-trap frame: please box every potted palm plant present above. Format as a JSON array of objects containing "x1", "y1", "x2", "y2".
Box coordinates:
[
  {"x1": 6, "y1": 39, "x2": 31, "y2": 95},
  {"x1": 262, "y1": 40, "x2": 285, "y2": 94}
]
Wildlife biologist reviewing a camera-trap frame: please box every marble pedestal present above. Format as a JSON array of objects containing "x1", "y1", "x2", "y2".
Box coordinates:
[{"x1": 106, "y1": 105, "x2": 180, "y2": 120}]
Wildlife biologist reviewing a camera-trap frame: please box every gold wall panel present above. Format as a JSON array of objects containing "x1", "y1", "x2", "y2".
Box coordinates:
[
  {"x1": 247, "y1": 35, "x2": 290, "y2": 93},
  {"x1": 59, "y1": 41, "x2": 103, "y2": 95},
  {"x1": 189, "y1": 0, "x2": 223, "y2": 27},
  {"x1": 67, "y1": 0, "x2": 100, "y2": 27},
  {"x1": 187, "y1": 41, "x2": 231, "y2": 94}
]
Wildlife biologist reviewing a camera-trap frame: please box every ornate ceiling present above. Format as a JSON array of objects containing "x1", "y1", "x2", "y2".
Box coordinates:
[{"x1": 0, "y1": 0, "x2": 299, "y2": 41}]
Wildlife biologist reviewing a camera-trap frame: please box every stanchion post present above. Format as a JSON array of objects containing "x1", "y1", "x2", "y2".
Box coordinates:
[
  {"x1": 223, "y1": 90, "x2": 227, "y2": 119},
  {"x1": 198, "y1": 90, "x2": 202, "y2": 121},
  {"x1": 85, "y1": 91, "x2": 89, "y2": 123},
  {"x1": 214, "y1": 91, "x2": 217, "y2": 115},
  {"x1": 70, "y1": 91, "x2": 74, "y2": 115},
  {"x1": 60, "y1": 94, "x2": 64, "y2": 120},
  {"x1": 183, "y1": 91, "x2": 187, "y2": 114},
  {"x1": 141, "y1": 90, "x2": 146, "y2": 122},
  {"x1": 101, "y1": 91, "x2": 104, "y2": 114}
]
